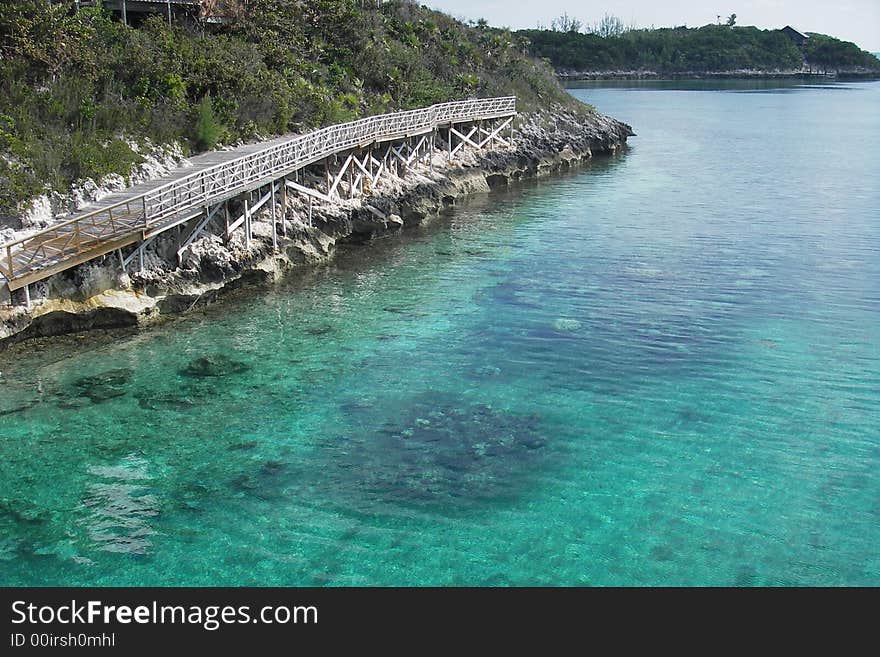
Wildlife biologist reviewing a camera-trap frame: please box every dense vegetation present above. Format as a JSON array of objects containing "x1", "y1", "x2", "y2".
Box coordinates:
[
  {"x1": 0, "y1": 1, "x2": 573, "y2": 217},
  {"x1": 801, "y1": 34, "x2": 880, "y2": 72},
  {"x1": 520, "y1": 23, "x2": 880, "y2": 74}
]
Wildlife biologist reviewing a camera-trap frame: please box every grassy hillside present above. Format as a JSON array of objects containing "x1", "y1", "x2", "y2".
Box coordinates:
[
  {"x1": 0, "y1": 0, "x2": 576, "y2": 217},
  {"x1": 520, "y1": 24, "x2": 880, "y2": 74}
]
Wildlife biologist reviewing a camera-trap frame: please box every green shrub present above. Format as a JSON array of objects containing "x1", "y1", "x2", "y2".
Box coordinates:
[{"x1": 162, "y1": 73, "x2": 187, "y2": 102}]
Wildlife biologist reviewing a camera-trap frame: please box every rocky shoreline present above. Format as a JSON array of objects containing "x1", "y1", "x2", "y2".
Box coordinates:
[
  {"x1": 558, "y1": 68, "x2": 880, "y2": 81},
  {"x1": 0, "y1": 106, "x2": 633, "y2": 349}
]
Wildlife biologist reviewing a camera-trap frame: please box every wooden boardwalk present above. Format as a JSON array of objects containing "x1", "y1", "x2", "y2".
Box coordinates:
[{"x1": 1, "y1": 98, "x2": 516, "y2": 293}]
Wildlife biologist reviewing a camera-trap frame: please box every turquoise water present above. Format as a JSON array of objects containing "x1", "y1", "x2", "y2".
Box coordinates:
[{"x1": 2, "y1": 80, "x2": 879, "y2": 586}]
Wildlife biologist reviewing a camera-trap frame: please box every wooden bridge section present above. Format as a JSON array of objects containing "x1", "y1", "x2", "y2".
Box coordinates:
[{"x1": 1, "y1": 97, "x2": 516, "y2": 297}]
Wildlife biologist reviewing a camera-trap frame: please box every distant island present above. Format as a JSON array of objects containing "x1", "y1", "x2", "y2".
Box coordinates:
[{"x1": 518, "y1": 21, "x2": 880, "y2": 79}]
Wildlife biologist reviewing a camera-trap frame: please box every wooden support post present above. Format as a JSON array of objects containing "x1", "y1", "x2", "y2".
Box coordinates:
[
  {"x1": 224, "y1": 202, "x2": 231, "y2": 236},
  {"x1": 449, "y1": 126, "x2": 480, "y2": 156},
  {"x1": 448, "y1": 127, "x2": 453, "y2": 162},
  {"x1": 281, "y1": 176, "x2": 287, "y2": 237},
  {"x1": 286, "y1": 179, "x2": 332, "y2": 204},
  {"x1": 122, "y1": 0, "x2": 128, "y2": 26},
  {"x1": 244, "y1": 197, "x2": 251, "y2": 249},
  {"x1": 281, "y1": 176, "x2": 288, "y2": 238},
  {"x1": 138, "y1": 245, "x2": 145, "y2": 273},
  {"x1": 24, "y1": 284, "x2": 30, "y2": 310},
  {"x1": 308, "y1": 196, "x2": 313, "y2": 227},
  {"x1": 118, "y1": 248, "x2": 126, "y2": 273},
  {"x1": 271, "y1": 182, "x2": 278, "y2": 252}
]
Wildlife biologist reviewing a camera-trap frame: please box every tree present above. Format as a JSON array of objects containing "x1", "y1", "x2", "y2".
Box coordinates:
[
  {"x1": 551, "y1": 12, "x2": 582, "y2": 33},
  {"x1": 0, "y1": 1, "x2": 115, "y2": 82},
  {"x1": 194, "y1": 95, "x2": 223, "y2": 151},
  {"x1": 591, "y1": 14, "x2": 626, "y2": 38},
  {"x1": 726, "y1": 14, "x2": 737, "y2": 26}
]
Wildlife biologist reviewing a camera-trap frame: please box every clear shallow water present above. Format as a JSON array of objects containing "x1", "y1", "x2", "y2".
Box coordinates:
[{"x1": 1, "y1": 80, "x2": 879, "y2": 586}]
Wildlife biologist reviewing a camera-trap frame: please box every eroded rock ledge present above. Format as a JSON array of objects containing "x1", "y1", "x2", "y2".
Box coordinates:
[{"x1": 0, "y1": 107, "x2": 633, "y2": 348}]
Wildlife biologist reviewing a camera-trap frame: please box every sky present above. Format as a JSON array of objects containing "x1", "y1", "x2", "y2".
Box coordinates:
[{"x1": 425, "y1": 0, "x2": 880, "y2": 52}]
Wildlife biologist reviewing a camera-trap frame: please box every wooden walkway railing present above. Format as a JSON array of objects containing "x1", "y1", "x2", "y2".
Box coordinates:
[{"x1": 1, "y1": 97, "x2": 516, "y2": 290}]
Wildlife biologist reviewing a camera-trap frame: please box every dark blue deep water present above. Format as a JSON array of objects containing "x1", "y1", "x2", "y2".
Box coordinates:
[{"x1": 1, "y1": 80, "x2": 878, "y2": 585}]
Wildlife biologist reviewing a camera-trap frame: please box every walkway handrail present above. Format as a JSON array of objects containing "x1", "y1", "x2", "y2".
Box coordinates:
[
  {"x1": 1, "y1": 96, "x2": 515, "y2": 282},
  {"x1": 140, "y1": 97, "x2": 515, "y2": 225}
]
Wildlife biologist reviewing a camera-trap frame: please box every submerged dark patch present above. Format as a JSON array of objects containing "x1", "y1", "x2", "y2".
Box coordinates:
[
  {"x1": 68, "y1": 368, "x2": 133, "y2": 403},
  {"x1": 331, "y1": 391, "x2": 548, "y2": 511},
  {"x1": 230, "y1": 460, "x2": 288, "y2": 501},
  {"x1": 180, "y1": 354, "x2": 250, "y2": 378},
  {"x1": 135, "y1": 392, "x2": 197, "y2": 411},
  {"x1": 0, "y1": 400, "x2": 39, "y2": 417}
]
